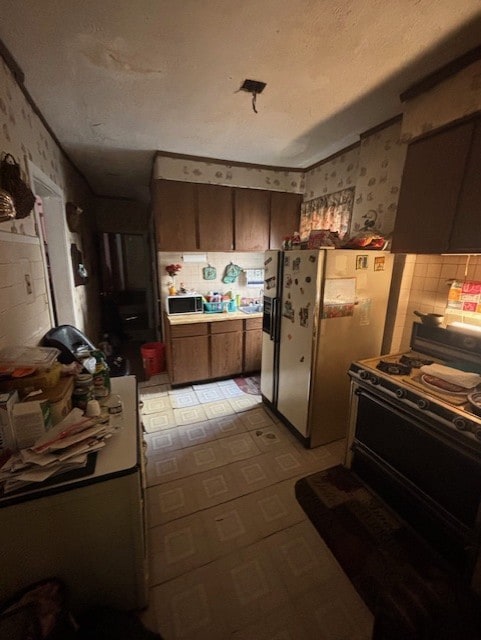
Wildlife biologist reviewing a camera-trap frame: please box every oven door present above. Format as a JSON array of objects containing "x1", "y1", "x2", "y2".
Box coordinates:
[{"x1": 351, "y1": 386, "x2": 481, "y2": 576}]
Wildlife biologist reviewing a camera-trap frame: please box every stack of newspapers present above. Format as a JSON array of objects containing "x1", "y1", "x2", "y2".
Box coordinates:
[{"x1": 0, "y1": 407, "x2": 118, "y2": 495}]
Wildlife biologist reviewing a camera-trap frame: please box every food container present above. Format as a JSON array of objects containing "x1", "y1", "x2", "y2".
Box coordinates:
[
  {"x1": 0, "y1": 346, "x2": 60, "y2": 369},
  {"x1": 0, "y1": 363, "x2": 62, "y2": 393},
  {"x1": 30, "y1": 375, "x2": 75, "y2": 425}
]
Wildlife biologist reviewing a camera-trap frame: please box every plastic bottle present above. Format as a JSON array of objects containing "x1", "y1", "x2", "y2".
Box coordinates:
[{"x1": 91, "y1": 350, "x2": 111, "y2": 399}]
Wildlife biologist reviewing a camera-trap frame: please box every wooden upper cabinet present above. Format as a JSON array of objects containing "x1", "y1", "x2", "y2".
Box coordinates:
[
  {"x1": 234, "y1": 188, "x2": 270, "y2": 251},
  {"x1": 269, "y1": 192, "x2": 302, "y2": 249},
  {"x1": 198, "y1": 184, "x2": 234, "y2": 251},
  {"x1": 449, "y1": 119, "x2": 481, "y2": 253},
  {"x1": 391, "y1": 119, "x2": 475, "y2": 254},
  {"x1": 153, "y1": 180, "x2": 197, "y2": 251}
]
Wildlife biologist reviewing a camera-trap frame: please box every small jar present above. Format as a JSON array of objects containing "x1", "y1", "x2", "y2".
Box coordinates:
[{"x1": 72, "y1": 386, "x2": 91, "y2": 411}]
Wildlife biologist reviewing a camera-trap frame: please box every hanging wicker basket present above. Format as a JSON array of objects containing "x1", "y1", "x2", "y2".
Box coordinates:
[{"x1": 0, "y1": 153, "x2": 36, "y2": 219}]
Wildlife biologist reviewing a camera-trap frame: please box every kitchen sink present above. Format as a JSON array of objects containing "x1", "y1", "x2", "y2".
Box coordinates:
[{"x1": 239, "y1": 305, "x2": 263, "y2": 314}]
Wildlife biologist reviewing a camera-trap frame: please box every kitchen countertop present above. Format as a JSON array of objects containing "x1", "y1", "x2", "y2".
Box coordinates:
[{"x1": 166, "y1": 310, "x2": 263, "y2": 325}]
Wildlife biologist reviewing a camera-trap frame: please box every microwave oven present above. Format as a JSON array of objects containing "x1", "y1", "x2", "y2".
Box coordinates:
[{"x1": 166, "y1": 295, "x2": 204, "y2": 315}]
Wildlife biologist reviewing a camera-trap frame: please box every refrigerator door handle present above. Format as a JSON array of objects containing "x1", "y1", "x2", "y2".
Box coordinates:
[
  {"x1": 271, "y1": 297, "x2": 280, "y2": 342},
  {"x1": 269, "y1": 299, "x2": 275, "y2": 341}
]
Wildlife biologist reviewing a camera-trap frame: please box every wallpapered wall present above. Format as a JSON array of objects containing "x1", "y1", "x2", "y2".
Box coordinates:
[
  {"x1": 303, "y1": 120, "x2": 406, "y2": 238},
  {"x1": 0, "y1": 57, "x2": 98, "y2": 348},
  {"x1": 153, "y1": 155, "x2": 305, "y2": 193},
  {"x1": 401, "y1": 59, "x2": 481, "y2": 141}
]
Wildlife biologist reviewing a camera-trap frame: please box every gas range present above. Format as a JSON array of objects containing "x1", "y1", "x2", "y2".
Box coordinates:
[{"x1": 348, "y1": 323, "x2": 481, "y2": 451}]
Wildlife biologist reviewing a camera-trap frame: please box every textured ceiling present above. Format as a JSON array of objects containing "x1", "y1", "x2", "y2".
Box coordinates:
[{"x1": 1, "y1": 0, "x2": 481, "y2": 202}]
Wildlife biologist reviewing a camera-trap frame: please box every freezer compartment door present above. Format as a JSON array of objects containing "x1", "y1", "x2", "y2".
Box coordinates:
[{"x1": 276, "y1": 250, "x2": 324, "y2": 437}]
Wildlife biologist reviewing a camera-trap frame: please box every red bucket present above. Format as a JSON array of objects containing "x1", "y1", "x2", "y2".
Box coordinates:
[{"x1": 140, "y1": 342, "x2": 165, "y2": 378}]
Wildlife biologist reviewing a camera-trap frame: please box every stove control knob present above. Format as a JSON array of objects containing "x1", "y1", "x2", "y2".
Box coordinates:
[
  {"x1": 369, "y1": 375, "x2": 380, "y2": 385},
  {"x1": 453, "y1": 417, "x2": 469, "y2": 431},
  {"x1": 359, "y1": 370, "x2": 370, "y2": 380},
  {"x1": 395, "y1": 388, "x2": 407, "y2": 399},
  {"x1": 417, "y1": 398, "x2": 429, "y2": 410}
]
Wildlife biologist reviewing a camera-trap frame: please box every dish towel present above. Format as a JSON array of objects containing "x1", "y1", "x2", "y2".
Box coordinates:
[
  {"x1": 419, "y1": 364, "x2": 481, "y2": 389},
  {"x1": 245, "y1": 268, "x2": 264, "y2": 285}
]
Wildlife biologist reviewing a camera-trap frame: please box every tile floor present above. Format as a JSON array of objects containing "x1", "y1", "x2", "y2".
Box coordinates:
[{"x1": 138, "y1": 374, "x2": 373, "y2": 640}]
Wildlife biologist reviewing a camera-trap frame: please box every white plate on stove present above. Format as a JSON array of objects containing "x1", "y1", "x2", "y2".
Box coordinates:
[{"x1": 420, "y1": 374, "x2": 470, "y2": 396}]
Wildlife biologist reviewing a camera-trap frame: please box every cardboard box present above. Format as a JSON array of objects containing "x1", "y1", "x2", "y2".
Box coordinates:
[
  {"x1": 12, "y1": 400, "x2": 52, "y2": 450},
  {"x1": 0, "y1": 390, "x2": 18, "y2": 452}
]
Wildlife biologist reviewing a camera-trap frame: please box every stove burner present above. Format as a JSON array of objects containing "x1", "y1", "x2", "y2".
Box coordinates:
[
  {"x1": 399, "y1": 355, "x2": 434, "y2": 368},
  {"x1": 376, "y1": 360, "x2": 412, "y2": 375}
]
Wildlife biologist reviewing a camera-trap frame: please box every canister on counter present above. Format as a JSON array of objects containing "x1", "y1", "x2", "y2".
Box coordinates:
[
  {"x1": 72, "y1": 386, "x2": 91, "y2": 411},
  {"x1": 91, "y1": 350, "x2": 111, "y2": 399}
]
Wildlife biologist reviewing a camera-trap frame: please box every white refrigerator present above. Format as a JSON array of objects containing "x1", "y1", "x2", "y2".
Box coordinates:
[{"x1": 261, "y1": 249, "x2": 393, "y2": 448}]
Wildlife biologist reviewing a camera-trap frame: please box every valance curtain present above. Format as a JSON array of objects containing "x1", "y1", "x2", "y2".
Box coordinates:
[{"x1": 300, "y1": 187, "x2": 355, "y2": 241}]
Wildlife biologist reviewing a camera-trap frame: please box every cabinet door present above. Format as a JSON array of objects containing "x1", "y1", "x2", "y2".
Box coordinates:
[
  {"x1": 244, "y1": 327, "x2": 262, "y2": 373},
  {"x1": 198, "y1": 184, "x2": 234, "y2": 250},
  {"x1": 171, "y1": 336, "x2": 209, "y2": 384},
  {"x1": 391, "y1": 121, "x2": 474, "y2": 254},
  {"x1": 449, "y1": 119, "x2": 481, "y2": 252},
  {"x1": 153, "y1": 180, "x2": 197, "y2": 251},
  {"x1": 211, "y1": 332, "x2": 243, "y2": 378},
  {"x1": 270, "y1": 192, "x2": 302, "y2": 249},
  {"x1": 234, "y1": 188, "x2": 270, "y2": 251}
]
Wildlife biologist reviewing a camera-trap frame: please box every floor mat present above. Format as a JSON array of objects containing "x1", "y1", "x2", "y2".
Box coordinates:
[
  {"x1": 234, "y1": 375, "x2": 261, "y2": 395},
  {"x1": 294, "y1": 465, "x2": 481, "y2": 640}
]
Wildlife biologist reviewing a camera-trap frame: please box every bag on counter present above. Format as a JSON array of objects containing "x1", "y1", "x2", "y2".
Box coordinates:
[{"x1": 0, "y1": 153, "x2": 36, "y2": 219}]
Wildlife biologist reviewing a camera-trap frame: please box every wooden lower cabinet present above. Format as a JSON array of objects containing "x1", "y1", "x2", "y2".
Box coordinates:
[
  {"x1": 171, "y1": 335, "x2": 210, "y2": 385},
  {"x1": 211, "y1": 332, "x2": 243, "y2": 378},
  {"x1": 244, "y1": 325, "x2": 263, "y2": 372},
  {"x1": 166, "y1": 317, "x2": 262, "y2": 385}
]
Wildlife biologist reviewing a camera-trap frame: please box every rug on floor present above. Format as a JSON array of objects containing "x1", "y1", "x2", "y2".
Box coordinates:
[
  {"x1": 234, "y1": 375, "x2": 261, "y2": 395},
  {"x1": 295, "y1": 465, "x2": 481, "y2": 640}
]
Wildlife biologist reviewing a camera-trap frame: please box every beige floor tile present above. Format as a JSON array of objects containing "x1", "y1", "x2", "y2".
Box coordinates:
[
  {"x1": 176, "y1": 420, "x2": 216, "y2": 448},
  {"x1": 239, "y1": 406, "x2": 277, "y2": 430},
  {"x1": 250, "y1": 478, "x2": 306, "y2": 537},
  {"x1": 181, "y1": 441, "x2": 228, "y2": 475},
  {"x1": 207, "y1": 413, "x2": 247, "y2": 439},
  {"x1": 248, "y1": 424, "x2": 292, "y2": 452},
  {"x1": 168, "y1": 387, "x2": 200, "y2": 409},
  {"x1": 149, "y1": 512, "x2": 214, "y2": 584},
  {"x1": 214, "y1": 543, "x2": 291, "y2": 631},
  {"x1": 140, "y1": 392, "x2": 172, "y2": 415},
  {"x1": 144, "y1": 428, "x2": 182, "y2": 455},
  {"x1": 147, "y1": 475, "x2": 201, "y2": 526},
  {"x1": 199, "y1": 496, "x2": 262, "y2": 558},
  {"x1": 231, "y1": 453, "x2": 279, "y2": 494},
  {"x1": 217, "y1": 432, "x2": 261, "y2": 462},
  {"x1": 194, "y1": 386, "x2": 226, "y2": 403},
  {"x1": 146, "y1": 448, "x2": 190, "y2": 486},
  {"x1": 260, "y1": 521, "x2": 342, "y2": 599},
  {"x1": 139, "y1": 373, "x2": 170, "y2": 388},
  {"x1": 173, "y1": 404, "x2": 208, "y2": 426},
  {"x1": 218, "y1": 383, "x2": 245, "y2": 399},
  {"x1": 142, "y1": 409, "x2": 176, "y2": 433},
  {"x1": 270, "y1": 446, "x2": 315, "y2": 480},
  {"x1": 149, "y1": 562, "x2": 231, "y2": 640},
  {"x1": 193, "y1": 465, "x2": 242, "y2": 509},
  {"x1": 228, "y1": 395, "x2": 262, "y2": 413},
  {"x1": 202, "y1": 399, "x2": 237, "y2": 420}
]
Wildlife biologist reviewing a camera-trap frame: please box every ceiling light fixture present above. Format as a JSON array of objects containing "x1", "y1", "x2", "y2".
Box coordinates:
[{"x1": 239, "y1": 79, "x2": 266, "y2": 114}]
